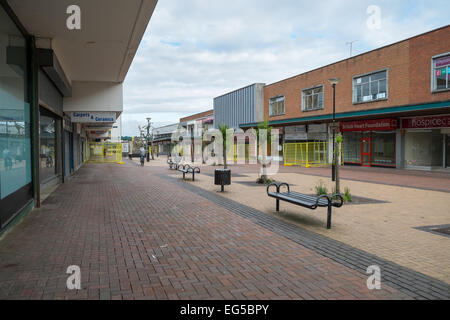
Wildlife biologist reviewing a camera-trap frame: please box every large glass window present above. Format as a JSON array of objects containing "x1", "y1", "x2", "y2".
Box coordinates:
[
  {"x1": 353, "y1": 70, "x2": 387, "y2": 103},
  {"x1": 371, "y1": 131, "x2": 396, "y2": 166},
  {"x1": 39, "y1": 112, "x2": 57, "y2": 182},
  {"x1": 0, "y1": 6, "x2": 32, "y2": 200},
  {"x1": 302, "y1": 86, "x2": 324, "y2": 111},
  {"x1": 343, "y1": 132, "x2": 361, "y2": 163},
  {"x1": 405, "y1": 130, "x2": 443, "y2": 168},
  {"x1": 433, "y1": 54, "x2": 450, "y2": 91},
  {"x1": 269, "y1": 96, "x2": 285, "y2": 116}
]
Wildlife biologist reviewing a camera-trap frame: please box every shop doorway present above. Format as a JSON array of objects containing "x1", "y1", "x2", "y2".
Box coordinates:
[{"x1": 361, "y1": 133, "x2": 371, "y2": 167}]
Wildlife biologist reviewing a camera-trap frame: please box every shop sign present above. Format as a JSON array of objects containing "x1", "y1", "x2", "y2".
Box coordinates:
[
  {"x1": 201, "y1": 116, "x2": 214, "y2": 125},
  {"x1": 401, "y1": 114, "x2": 450, "y2": 129},
  {"x1": 285, "y1": 125, "x2": 307, "y2": 140},
  {"x1": 88, "y1": 129, "x2": 110, "y2": 138},
  {"x1": 340, "y1": 118, "x2": 397, "y2": 132},
  {"x1": 308, "y1": 124, "x2": 327, "y2": 133},
  {"x1": 435, "y1": 55, "x2": 450, "y2": 68},
  {"x1": 70, "y1": 112, "x2": 116, "y2": 123}
]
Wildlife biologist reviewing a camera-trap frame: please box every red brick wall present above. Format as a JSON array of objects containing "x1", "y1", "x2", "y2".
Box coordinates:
[
  {"x1": 409, "y1": 27, "x2": 450, "y2": 104},
  {"x1": 180, "y1": 109, "x2": 214, "y2": 123},
  {"x1": 263, "y1": 26, "x2": 450, "y2": 123}
]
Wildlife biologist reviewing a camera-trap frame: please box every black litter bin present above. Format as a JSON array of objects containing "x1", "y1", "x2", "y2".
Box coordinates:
[{"x1": 214, "y1": 169, "x2": 231, "y2": 192}]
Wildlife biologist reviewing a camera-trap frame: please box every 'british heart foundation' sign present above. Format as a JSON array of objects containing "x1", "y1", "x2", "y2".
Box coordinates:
[
  {"x1": 340, "y1": 118, "x2": 398, "y2": 132},
  {"x1": 401, "y1": 114, "x2": 450, "y2": 129}
]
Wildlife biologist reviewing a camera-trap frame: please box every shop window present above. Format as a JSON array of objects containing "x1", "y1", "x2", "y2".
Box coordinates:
[
  {"x1": 39, "y1": 113, "x2": 57, "y2": 183},
  {"x1": 302, "y1": 86, "x2": 324, "y2": 111},
  {"x1": 353, "y1": 70, "x2": 387, "y2": 103},
  {"x1": 269, "y1": 96, "x2": 285, "y2": 116},
  {"x1": 432, "y1": 54, "x2": 450, "y2": 91},
  {"x1": 405, "y1": 130, "x2": 443, "y2": 168},
  {"x1": 343, "y1": 132, "x2": 361, "y2": 163},
  {"x1": 0, "y1": 6, "x2": 32, "y2": 200},
  {"x1": 371, "y1": 131, "x2": 396, "y2": 166}
]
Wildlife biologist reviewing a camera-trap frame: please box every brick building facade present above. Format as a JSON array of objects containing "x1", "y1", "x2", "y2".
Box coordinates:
[{"x1": 241, "y1": 25, "x2": 450, "y2": 170}]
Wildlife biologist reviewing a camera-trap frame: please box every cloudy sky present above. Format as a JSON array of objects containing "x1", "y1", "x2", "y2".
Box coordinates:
[{"x1": 122, "y1": 0, "x2": 450, "y2": 136}]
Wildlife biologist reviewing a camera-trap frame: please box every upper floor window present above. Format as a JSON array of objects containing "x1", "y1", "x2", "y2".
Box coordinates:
[
  {"x1": 269, "y1": 96, "x2": 285, "y2": 116},
  {"x1": 433, "y1": 54, "x2": 450, "y2": 91},
  {"x1": 302, "y1": 86, "x2": 324, "y2": 111},
  {"x1": 353, "y1": 70, "x2": 387, "y2": 103}
]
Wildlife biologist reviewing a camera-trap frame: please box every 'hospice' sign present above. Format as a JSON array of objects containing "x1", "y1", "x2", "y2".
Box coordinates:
[{"x1": 70, "y1": 112, "x2": 116, "y2": 123}]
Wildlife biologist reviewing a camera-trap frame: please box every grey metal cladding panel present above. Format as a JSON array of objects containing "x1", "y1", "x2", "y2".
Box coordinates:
[
  {"x1": 214, "y1": 84, "x2": 259, "y2": 129},
  {"x1": 38, "y1": 69, "x2": 63, "y2": 114}
]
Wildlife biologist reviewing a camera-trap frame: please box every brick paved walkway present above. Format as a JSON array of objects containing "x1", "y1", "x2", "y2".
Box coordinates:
[
  {"x1": 160, "y1": 173, "x2": 450, "y2": 299},
  {"x1": 0, "y1": 161, "x2": 419, "y2": 300},
  {"x1": 198, "y1": 162, "x2": 450, "y2": 193}
]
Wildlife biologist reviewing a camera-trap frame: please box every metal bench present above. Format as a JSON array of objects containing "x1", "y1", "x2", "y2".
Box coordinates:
[
  {"x1": 267, "y1": 182, "x2": 344, "y2": 229},
  {"x1": 167, "y1": 158, "x2": 180, "y2": 170},
  {"x1": 178, "y1": 164, "x2": 200, "y2": 181}
]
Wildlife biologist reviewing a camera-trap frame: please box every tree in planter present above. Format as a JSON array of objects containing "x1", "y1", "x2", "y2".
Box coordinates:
[
  {"x1": 217, "y1": 124, "x2": 231, "y2": 169},
  {"x1": 334, "y1": 133, "x2": 343, "y2": 194},
  {"x1": 256, "y1": 119, "x2": 273, "y2": 184}
]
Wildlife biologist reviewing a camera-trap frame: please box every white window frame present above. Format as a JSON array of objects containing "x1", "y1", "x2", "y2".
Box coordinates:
[
  {"x1": 431, "y1": 52, "x2": 450, "y2": 93},
  {"x1": 302, "y1": 85, "x2": 324, "y2": 112},
  {"x1": 269, "y1": 95, "x2": 285, "y2": 117},
  {"x1": 352, "y1": 69, "x2": 388, "y2": 104}
]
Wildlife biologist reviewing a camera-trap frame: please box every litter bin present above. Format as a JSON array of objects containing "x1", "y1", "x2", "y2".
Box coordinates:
[{"x1": 214, "y1": 168, "x2": 231, "y2": 192}]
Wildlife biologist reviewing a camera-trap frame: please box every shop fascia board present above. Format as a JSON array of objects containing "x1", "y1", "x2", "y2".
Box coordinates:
[
  {"x1": 63, "y1": 81, "x2": 123, "y2": 114},
  {"x1": 8, "y1": 0, "x2": 158, "y2": 83},
  {"x1": 240, "y1": 101, "x2": 450, "y2": 128}
]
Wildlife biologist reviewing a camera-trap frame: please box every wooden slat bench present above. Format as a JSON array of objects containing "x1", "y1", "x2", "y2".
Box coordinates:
[{"x1": 267, "y1": 182, "x2": 344, "y2": 229}]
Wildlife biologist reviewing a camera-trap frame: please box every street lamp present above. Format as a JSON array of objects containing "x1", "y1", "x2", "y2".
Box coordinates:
[
  {"x1": 146, "y1": 117, "x2": 151, "y2": 162},
  {"x1": 328, "y1": 78, "x2": 339, "y2": 181}
]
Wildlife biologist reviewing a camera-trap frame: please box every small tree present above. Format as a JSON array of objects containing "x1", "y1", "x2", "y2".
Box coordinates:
[
  {"x1": 218, "y1": 124, "x2": 230, "y2": 169},
  {"x1": 334, "y1": 133, "x2": 343, "y2": 194},
  {"x1": 256, "y1": 119, "x2": 272, "y2": 183}
]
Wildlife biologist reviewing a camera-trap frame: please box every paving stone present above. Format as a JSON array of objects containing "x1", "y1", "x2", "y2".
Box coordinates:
[{"x1": 0, "y1": 161, "x2": 443, "y2": 300}]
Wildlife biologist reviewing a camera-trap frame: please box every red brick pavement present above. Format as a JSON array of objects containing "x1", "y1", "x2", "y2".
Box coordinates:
[{"x1": 0, "y1": 162, "x2": 409, "y2": 300}]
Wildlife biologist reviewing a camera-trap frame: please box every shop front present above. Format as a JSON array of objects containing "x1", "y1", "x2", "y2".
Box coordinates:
[
  {"x1": 341, "y1": 118, "x2": 398, "y2": 167},
  {"x1": 0, "y1": 4, "x2": 33, "y2": 230},
  {"x1": 402, "y1": 114, "x2": 450, "y2": 170},
  {"x1": 39, "y1": 107, "x2": 61, "y2": 187}
]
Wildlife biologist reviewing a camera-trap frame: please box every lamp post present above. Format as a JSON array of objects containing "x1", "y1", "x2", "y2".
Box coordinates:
[
  {"x1": 146, "y1": 117, "x2": 151, "y2": 162},
  {"x1": 328, "y1": 78, "x2": 339, "y2": 182}
]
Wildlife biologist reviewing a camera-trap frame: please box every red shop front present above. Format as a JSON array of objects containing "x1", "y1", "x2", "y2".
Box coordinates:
[{"x1": 340, "y1": 118, "x2": 398, "y2": 167}]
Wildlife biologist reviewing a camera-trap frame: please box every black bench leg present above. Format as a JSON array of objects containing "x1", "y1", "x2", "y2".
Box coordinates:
[
  {"x1": 183, "y1": 172, "x2": 185, "y2": 180},
  {"x1": 276, "y1": 199, "x2": 279, "y2": 212},
  {"x1": 192, "y1": 172, "x2": 195, "y2": 181},
  {"x1": 327, "y1": 204, "x2": 332, "y2": 229}
]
